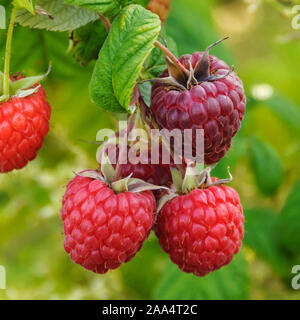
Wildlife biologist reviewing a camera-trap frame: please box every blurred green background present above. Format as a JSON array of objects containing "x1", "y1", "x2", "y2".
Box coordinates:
[{"x1": 1, "y1": 0, "x2": 300, "y2": 300}]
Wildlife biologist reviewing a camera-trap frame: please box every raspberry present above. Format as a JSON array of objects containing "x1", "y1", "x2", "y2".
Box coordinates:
[
  {"x1": 147, "y1": 0, "x2": 171, "y2": 23},
  {"x1": 155, "y1": 184, "x2": 244, "y2": 276},
  {"x1": 61, "y1": 175, "x2": 156, "y2": 274},
  {"x1": 0, "y1": 85, "x2": 51, "y2": 173},
  {"x1": 150, "y1": 49, "x2": 246, "y2": 164},
  {"x1": 100, "y1": 142, "x2": 172, "y2": 187}
]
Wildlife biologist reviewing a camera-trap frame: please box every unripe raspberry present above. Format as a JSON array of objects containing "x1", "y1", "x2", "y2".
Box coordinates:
[
  {"x1": 155, "y1": 184, "x2": 244, "y2": 276},
  {"x1": 0, "y1": 85, "x2": 51, "y2": 173},
  {"x1": 61, "y1": 175, "x2": 156, "y2": 274},
  {"x1": 100, "y1": 142, "x2": 173, "y2": 187}
]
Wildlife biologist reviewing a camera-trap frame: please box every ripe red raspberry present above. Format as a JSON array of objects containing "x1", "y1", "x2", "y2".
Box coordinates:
[
  {"x1": 155, "y1": 184, "x2": 244, "y2": 276},
  {"x1": 61, "y1": 175, "x2": 156, "y2": 274},
  {"x1": 0, "y1": 85, "x2": 51, "y2": 173},
  {"x1": 150, "y1": 49, "x2": 246, "y2": 164},
  {"x1": 147, "y1": 0, "x2": 171, "y2": 23}
]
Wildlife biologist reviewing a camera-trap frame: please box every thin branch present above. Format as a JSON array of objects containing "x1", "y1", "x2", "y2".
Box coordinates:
[
  {"x1": 113, "y1": 113, "x2": 135, "y2": 182},
  {"x1": 154, "y1": 40, "x2": 190, "y2": 76},
  {"x1": 2, "y1": 6, "x2": 17, "y2": 100},
  {"x1": 98, "y1": 13, "x2": 111, "y2": 32}
]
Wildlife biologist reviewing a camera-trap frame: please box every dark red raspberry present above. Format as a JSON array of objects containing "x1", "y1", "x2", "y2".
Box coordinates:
[
  {"x1": 155, "y1": 184, "x2": 244, "y2": 276},
  {"x1": 61, "y1": 175, "x2": 156, "y2": 274},
  {"x1": 0, "y1": 85, "x2": 51, "y2": 173},
  {"x1": 100, "y1": 142, "x2": 173, "y2": 187},
  {"x1": 147, "y1": 0, "x2": 171, "y2": 23},
  {"x1": 150, "y1": 51, "x2": 246, "y2": 164}
]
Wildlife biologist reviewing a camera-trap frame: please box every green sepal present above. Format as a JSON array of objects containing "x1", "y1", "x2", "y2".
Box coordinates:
[
  {"x1": 111, "y1": 175, "x2": 132, "y2": 194},
  {"x1": 157, "y1": 192, "x2": 178, "y2": 213},
  {"x1": 127, "y1": 178, "x2": 168, "y2": 193},
  {"x1": 111, "y1": 175, "x2": 167, "y2": 194},
  {"x1": 0, "y1": 94, "x2": 9, "y2": 103},
  {"x1": 100, "y1": 151, "x2": 115, "y2": 185},
  {"x1": 74, "y1": 170, "x2": 105, "y2": 181},
  {"x1": 0, "y1": 72, "x2": 4, "y2": 96},
  {"x1": 195, "y1": 162, "x2": 205, "y2": 176},
  {"x1": 182, "y1": 164, "x2": 199, "y2": 193},
  {"x1": 170, "y1": 168, "x2": 183, "y2": 193},
  {"x1": 11, "y1": 63, "x2": 52, "y2": 96},
  {"x1": 14, "y1": 86, "x2": 40, "y2": 98},
  {"x1": 0, "y1": 64, "x2": 51, "y2": 103},
  {"x1": 0, "y1": 72, "x2": 9, "y2": 103}
]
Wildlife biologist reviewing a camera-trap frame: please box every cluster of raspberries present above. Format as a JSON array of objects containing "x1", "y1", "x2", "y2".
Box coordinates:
[
  {"x1": 0, "y1": 0, "x2": 245, "y2": 278},
  {"x1": 61, "y1": 44, "x2": 245, "y2": 277}
]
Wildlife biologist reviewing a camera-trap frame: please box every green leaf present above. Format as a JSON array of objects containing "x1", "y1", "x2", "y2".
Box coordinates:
[
  {"x1": 15, "y1": 0, "x2": 98, "y2": 32},
  {"x1": 279, "y1": 179, "x2": 300, "y2": 256},
  {"x1": 64, "y1": 0, "x2": 128, "y2": 17},
  {"x1": 244, "y1": 208, "x2": 290, "y2": 277},
  {"x1": 249, "y1": 136, "x2": 283, "y2": 196},
  {"x1": 154, "y1": 251, "x2": 249, "y2": 300},
  {"x1": 72, "y1": 20, "x2": 108, "y2": 66},
  {"x1": 138, "y1": 81, "x2": 151, "y2": 106},
  {"x1": 264, "y1": 93, "x2": 300, "y2": 136},
  {"x1": 13, "y1": 0, "x2": 36, "y2": 14},
  {"x1": 89, "y1": 4, "x2": 161, "y2": 113}
]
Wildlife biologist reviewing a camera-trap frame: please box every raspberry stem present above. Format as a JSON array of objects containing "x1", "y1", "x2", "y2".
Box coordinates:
[
  {"x1": 154, "y1": 40, "x2": 190, "y2": 76},
  {"x1": 2, "y1": 5, "x2": 17, "y2": 101},
  {"x1": 113, "y1": 113, "x2": 135, "y2": 182},
  {"x1": 98, "y1": 13, "x2": 111, "y2": 32}
]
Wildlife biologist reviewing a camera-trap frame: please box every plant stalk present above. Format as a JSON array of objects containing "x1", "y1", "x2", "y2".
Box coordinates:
[
  {"x1": 113, "y1": 113, "x2": 135, "y2": 182},
  {"x1": 154, "y1": 40, "x2": 190, "y2": 76},
  {"x1": 3, "y1": 5, "x2": 17, "y2": 100},
  {"x1": 98, "y1": 13, "x2": 111, "y2": 32}
]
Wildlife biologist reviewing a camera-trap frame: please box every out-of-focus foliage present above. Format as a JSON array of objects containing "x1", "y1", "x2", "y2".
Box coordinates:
[
  {"x1": 1, "y1": 0, "x2": 300, "y2": 300},
  {"x1": 71, "y1": 20, "x2": 107, "y2": 66},
  {"x1": 279, "y1": 179, "x2": 300, "y2": 256},
  {"x1": 155, "y1": 251, "x2": 250, "y2": 300},
  {"x1": 249, "y1": 136, "x2": 283, "y2": 196},
  {"x1": 244, "y1": 208, "x2": 290, "y2": 277}
]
